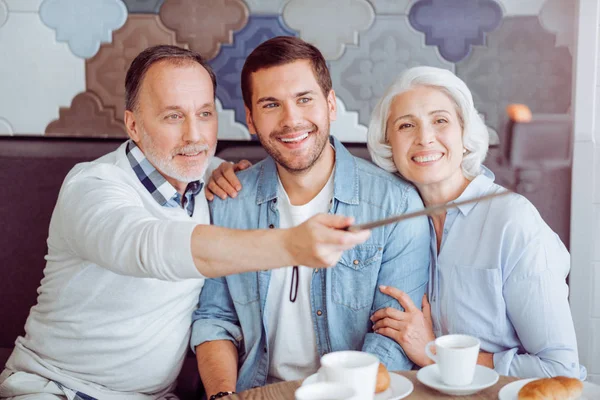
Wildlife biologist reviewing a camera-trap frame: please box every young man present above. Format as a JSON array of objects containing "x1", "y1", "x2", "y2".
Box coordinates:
[
  {"x1": 0, "y1": 45, "x2": 369, "y2": 399},
  {"x1": 192, "y1": 37, "x2": 430, "y2": 400}
]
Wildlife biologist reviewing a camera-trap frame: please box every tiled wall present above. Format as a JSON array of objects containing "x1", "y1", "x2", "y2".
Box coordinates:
[
  {"x1": 1, "y1": 0, "x2": 589, "y2": 370},
  {"x1": 0, "y1": 0, "x2": 574, "y2": 144},
  {"x1": 0, "y1": 0, "x2": 579, "y2": 256},
  {"x1": 571, "y1": 0, "x2": 600, "y2": 384}
]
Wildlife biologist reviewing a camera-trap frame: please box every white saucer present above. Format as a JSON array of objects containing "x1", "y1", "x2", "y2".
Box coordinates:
[
  {"x1": 302, "y1": 372, "x2": 414, "y2": 400},
  {"x1": 498, "y1": 378, "x2": 600, "y2": 400},
  {"x1": 416, "y1": 364, "x2": 499, "y2": 396}
]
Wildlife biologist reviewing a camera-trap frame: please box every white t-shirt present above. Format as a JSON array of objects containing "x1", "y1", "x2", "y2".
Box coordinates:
[{"x1": 266, "y1": 171, "x2": 334, "y2": 383}]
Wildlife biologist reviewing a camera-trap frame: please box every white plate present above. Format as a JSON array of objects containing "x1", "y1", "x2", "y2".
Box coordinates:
[
  {"x1": 302, "y1": 372, "x2": 414, "y2": 400},
  {"x1": 498, "y1": 378, "x2": 600, "y2": 400},
  {"x1": 416, "y1": 364, "x2": 499, "y2": 396}
]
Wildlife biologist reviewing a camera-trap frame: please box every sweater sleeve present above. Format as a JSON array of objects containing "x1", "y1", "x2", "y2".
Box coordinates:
[{"x1": 56, "y1": 167, "x2": 203, "y2": 281}]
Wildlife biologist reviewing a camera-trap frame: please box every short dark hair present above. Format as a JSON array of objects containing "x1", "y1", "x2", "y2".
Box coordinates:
[
  {"x1": 241, "y1": 36, "x2": 332, "y2": 110},
  {"x1": 125, "y1": 45, "x2": 217, "y2": 111}
]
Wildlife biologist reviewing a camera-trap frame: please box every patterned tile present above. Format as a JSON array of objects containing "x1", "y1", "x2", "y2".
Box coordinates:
[
  {"x1": 209, "y1": 15, "x2": 297, "y2": 125},
  {"x1": 0, "y1": 13, "x2": 85, "y2": 134},
  {"x1": 159, "y1": 0, "x2": 248, "y2": 60},
  {"x1": 216, "y1": 98, "x2": 251, "y2": 140},
  {"x1": 456, "y1": 17, "x2": 572, "y2": 138},
  {"x1": 494, "y1": 0, "x2": 545, "y2": 16},
  {"x1": 283, "y1": 0, "x2": 374, "y2": 60},
  {"x1": 0, "y1": 117, "x2": 13, "y2": 135},
  {"x1": 331, "y1": 96, "x2": 367, "y2": 142},
  {"x1": 0, "y1": 1, "x2": 7, "y2": 29},
  {"x1": 39, "y1": 0, "x2": 127, "y2": 59},
  {"x1": 45, "y1": 91, "x2": 127, "y2": 138},
  {"x1": 122, "y1": 0, "x2": 165, "y2": 14},
  {"x1": 368, "y1": 0, "x2": 414, "y2": 14},
  {"x1": 329, "y1": 15, "x2": 454, "y2": 126},
  {"x1": 539, "y1": 0, "x2": 576, "y2": 54},
  {"x1": 86, "y1": 15, "x2": 187, "y2": 123},
  {"x1": 5, "y1": 0, "x2": 43, "y2": 12},
  {"x1": 245, "y1": 0, "x2": 289, "y2": 14},
  {"x1": 409, "y1": 0, "x2": 502, "y2": 63}
]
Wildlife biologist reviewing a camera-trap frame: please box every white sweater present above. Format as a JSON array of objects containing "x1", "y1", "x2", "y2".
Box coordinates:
[{"x1": 6, "y1": 143, "x2": 211, "y2": 399}]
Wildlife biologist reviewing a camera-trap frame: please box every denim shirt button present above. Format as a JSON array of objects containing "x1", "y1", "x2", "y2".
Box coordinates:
[
  {"x1": 353, "y1": 259, "x2": 359, "y2": 265},
  {"x1": 273, "y1": 198, "x2": 277, "y2": 204},
  {"x1": 268, "y1": 224, "x2": 274, "y2": 229},
  {"x1": 316, "y1": 310, "x2": 323, "y2": 316},
  {"x1": 314, "y1": 268, "x2": 319, "y2": 273},
  {"x1": 263, "y1": 347, "x2": 267, "y2": 353}
]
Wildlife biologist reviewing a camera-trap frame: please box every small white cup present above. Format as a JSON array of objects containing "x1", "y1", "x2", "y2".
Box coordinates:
[
  {"x1": 425, "y1": 334, "x2": 480, "y2": 386},
  {"x1": 319, "y1": 351, "x2": 379, "y2": 400},
  {"x1": 295, "y1": 382, "x2": 356, "y2": 400}
]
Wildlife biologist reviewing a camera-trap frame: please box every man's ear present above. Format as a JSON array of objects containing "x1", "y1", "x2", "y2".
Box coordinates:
[
  {"x1": 124, "y1": 110, "x2": 141, "y2": 142},
  {"x1": 327, "y1": 89, "x2": 337, "y2": 122},
  {"x1": 245, "y1": 107, "x2": 257, "y2": 136}
]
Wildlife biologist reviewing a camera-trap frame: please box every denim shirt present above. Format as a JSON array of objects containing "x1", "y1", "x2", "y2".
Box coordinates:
[
  {"x1": 191, "y1": 137, "x2": 430, "y2": 391},
  {"x1": 428, "y1": 167, "x2": 586, "y2": 379}
]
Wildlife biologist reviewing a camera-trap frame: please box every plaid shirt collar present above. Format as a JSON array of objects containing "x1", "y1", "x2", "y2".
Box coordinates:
[{"x1": 125, "y1": 140, "x2": 203, "y2": 216}]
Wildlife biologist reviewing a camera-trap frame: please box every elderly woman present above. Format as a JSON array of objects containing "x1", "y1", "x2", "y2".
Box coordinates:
[{"x1": 367, "y1": 66, "x2": 585, "y2": 379}]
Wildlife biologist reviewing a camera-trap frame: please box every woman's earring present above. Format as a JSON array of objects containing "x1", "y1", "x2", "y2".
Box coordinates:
[{"x1": 463, "y1": 148, "x2": 467, "y2": 154}]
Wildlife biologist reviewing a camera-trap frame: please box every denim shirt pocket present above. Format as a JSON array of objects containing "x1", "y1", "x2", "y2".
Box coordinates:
[
  {"x1": 444, "y1": 265, "x2": 505, "y2": 338},
  {"x1": 332, "y1": 244, "x2": 382, "y2": 310},
  {"x1": 228, "y1": 272, "x2": 260, "y2": 305}
]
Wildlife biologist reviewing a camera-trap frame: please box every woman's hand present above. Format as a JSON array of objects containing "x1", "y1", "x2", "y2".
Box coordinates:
[
  {"x1": 371, "y1": 285, "x2": 436, "y2": 367},
  {"x1": 205, "y1": 160, "x2": 252, "y2": 201}
]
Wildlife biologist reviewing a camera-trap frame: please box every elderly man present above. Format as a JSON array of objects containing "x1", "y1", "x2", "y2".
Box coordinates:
[
  {"x1": 0, "y1": 45, "x2": 369, "y2": 400},
  {"x1": 191, "y1": 37, "x2": 430, "y2": 400}
]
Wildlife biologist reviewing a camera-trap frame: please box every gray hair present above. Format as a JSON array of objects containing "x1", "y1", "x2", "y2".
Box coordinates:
[{"x1": 367, "y1": 66, "x2": 489, "y2": 180}]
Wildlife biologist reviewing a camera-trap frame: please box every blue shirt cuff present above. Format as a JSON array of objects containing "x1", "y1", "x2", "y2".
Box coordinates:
[{"x1": 190, "y1": 319, "x2": 242, "y2": 353}]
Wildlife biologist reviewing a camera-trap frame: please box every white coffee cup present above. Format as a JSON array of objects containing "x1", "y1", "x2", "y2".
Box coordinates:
[
  {"x1": 295, "y1": 382, "x2": 356, "y2": 400},
  {"x1": 425, "y1": 334, "x2": 480, "y2": 386},
  {"x1": 318, "y1": 351, "x2": 379, "y2": 400}
]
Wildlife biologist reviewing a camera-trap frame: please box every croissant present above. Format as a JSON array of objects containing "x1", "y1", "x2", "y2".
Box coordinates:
[
  {"x1": 375, "y1": 363, "x2": 391, "y2": 393},
  {"x1": 518, "y1": 376, "x2": 583, "y2": 400}
]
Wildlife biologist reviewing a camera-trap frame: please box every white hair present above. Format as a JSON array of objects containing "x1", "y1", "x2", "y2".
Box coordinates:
[{"x1": 367, "y1": 66, "x2": 489, "y2": 180}]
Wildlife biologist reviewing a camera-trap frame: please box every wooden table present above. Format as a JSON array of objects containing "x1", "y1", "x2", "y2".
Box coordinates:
[{"x1": 229, "y1": 371, "x2": 518, "y2": 399}]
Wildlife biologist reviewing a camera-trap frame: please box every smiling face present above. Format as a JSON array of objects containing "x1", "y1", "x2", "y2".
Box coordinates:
[
  {"x1": 124, "y1": 60, "x2": 217, "y2": 192},
  {"x1": 245, "y1": 60, "x2": 336, "y2": 174},
  {"x1": 386, "y1": 85, "x2": 467, "y2": 194}
]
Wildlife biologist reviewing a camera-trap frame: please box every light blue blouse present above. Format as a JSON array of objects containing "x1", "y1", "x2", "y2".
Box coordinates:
[{"x1": 428, "y1": 167, "x2": 586, "y2": 379}]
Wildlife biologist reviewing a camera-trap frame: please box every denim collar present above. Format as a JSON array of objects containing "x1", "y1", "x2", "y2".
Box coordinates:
[{"x1": 255, "y1": 136, "x2": 359, "y2": 206}]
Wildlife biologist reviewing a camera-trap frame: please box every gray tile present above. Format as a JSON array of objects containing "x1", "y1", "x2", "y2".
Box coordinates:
[
  {"x1": 0, "y1": 117, "x2": 13, "y2": 135},
  {"x1": 456, "y1": 16, "x2": 572, "y2": 138},
  {"x1": 0, "y1": 0, "x2": 7, "y2": 28},
  {"x1": 0, "y1": 13, "x2": 85, "y2": 134},
  {"x1": 39, "y1": 0, "x2": 128, "y2": 59},
  {"x1": 283, "y1": 0, "x2": 374, "y2": 60},
  {"x1": 122, "y1": 0, "x2": 164, "y2": 14},
  {"x1": 495, "y1": 0, "x2": 545, "y2": 16},
  {"x1": 5, "y1": 0, "x2": 43, "y2": 12},
  {"x1": 329, "y1": 15, "x2": 454, "y2": 126},
  {"x1": 368, "y1": 0, "x2": 413, "y2": 15},
  {"x1": 539, "y1": 0, "x2": 576, "y2": 55}
]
